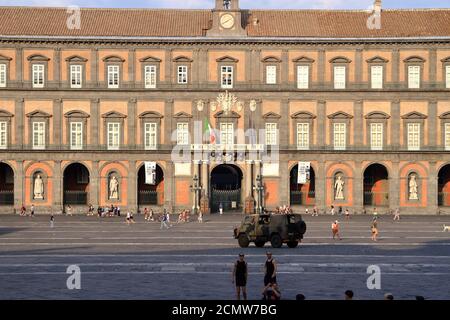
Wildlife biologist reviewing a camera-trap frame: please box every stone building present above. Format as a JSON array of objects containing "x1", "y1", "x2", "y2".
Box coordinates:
[{"x1": 0, "y1": 0, "x2": 450, "y2": 214}]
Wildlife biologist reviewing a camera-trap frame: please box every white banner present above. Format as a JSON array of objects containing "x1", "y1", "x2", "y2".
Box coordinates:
[
  {"x1": 145, "y1": 162, "x2": 157, "y2": 185},
  {"x1": 297, "y1": 162, "x2": 311, "y2": 184}
]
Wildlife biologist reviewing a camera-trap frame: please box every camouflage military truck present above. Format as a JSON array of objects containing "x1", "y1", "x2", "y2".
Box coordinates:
[{"x1": 233, "y1": 214, "x2": 307, "y2": 248}]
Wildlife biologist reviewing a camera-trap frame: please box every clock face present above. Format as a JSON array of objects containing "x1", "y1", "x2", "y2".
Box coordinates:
[{"x1": 220, "y1": 13, "x2": 235, "y2": 29}]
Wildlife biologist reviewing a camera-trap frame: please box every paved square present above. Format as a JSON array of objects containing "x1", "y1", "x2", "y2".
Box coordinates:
[{"x1": 0, "y1": 213, "x2": 449, "y2": 300}]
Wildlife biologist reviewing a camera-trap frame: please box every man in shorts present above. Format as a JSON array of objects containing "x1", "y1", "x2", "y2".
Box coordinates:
[{"x1": 232, "y1": 253, "x2": 248, "y2": 300}]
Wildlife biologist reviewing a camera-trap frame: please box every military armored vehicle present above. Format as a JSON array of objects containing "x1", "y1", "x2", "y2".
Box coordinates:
[{"x1": 233, "y1": 214, "x2": 307, "y2": 248}]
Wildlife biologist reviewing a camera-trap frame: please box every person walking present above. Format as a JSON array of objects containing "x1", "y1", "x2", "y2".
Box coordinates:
[
  {"x1": 144, "y1": 208, "x2": 149, "y2": 221},
  {"x1": 338, "y1": 206, "x2": 343, "y2": 216},
  {"x1": 371, "y1": 217, "x2": 379, "y2": 242},
  {"x1": 160, "y1": 211, "x2": 170, "y2": 230},
  {"x1": 149, "y1": 208, "x2": 155, "y2": 222},
  {"x1": 198, "y1": 211, "x2": 203, "y2": 223},
  {"x1": 312, "y1": 206, "x2": 319, "y2": 217},
  {"x1": 332, "y1": 220, "x2": 342, "y2": 240},
  {"x1": 264, "y1": 252, "x2": 277, "y2": 286},
  {"x1": 20, "y1": 204, "x2": 26, "y2": 216},
  {"x1": 66, "y1": 205, "x2": 73, "y2": 216},
  {"x1": 50, "y1": 215, "x2": 54, "y2": 228},
  {"x1": 345, "y1": 208, "x2": 350, "y2": 219},
  {"x1": 30, "y1": 204, "x2": 35, "y2": 217},
  {"x1": 126, "y1": 211, "x2": 131, "y2": 225},
  {"x1": 330, "y1": 205, "x2": 335, "y2": 216},
  {"x1": 232, "y1": 253, "x2": 248, "y2": 300},
  {"x1": 393, "y1": 208, "x2": 400, "y2": 221}
]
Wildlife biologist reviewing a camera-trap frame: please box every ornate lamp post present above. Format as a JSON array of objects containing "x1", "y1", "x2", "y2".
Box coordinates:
[
  {"x1": 253, "y1": 175, "x2": 265, "y2": 214},
  {"x1": 189, "y1": 174, "x2": 201, "y2": 214}
]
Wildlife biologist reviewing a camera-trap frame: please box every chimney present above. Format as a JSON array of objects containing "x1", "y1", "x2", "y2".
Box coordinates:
[{"x1": 374, "y1": 0, "x2": 382, "y2": 13}]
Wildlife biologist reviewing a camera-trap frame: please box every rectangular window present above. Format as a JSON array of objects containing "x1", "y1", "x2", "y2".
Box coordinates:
[
  {"x1": 0, "y1": 63, "x2": 6, "y2": 87},
  {"x1": 70, "y1": 122, "x2": 83, "y2": 150},
  {"x1": 333, "y1": 123, "x2": 346, "y2": 150},
  {"x1": 177, "y1": 66, "x2": 188, "y2": 84},
  {"x1": 408, "y1": 66, "x2": 421, "y2": 89},
  {"x1": 220, "y1": 123, "x2": 234, "y2": 145},
  {"x1": 144, "y1": 65, "x2": 157, "y2": 89},
  {"x1": 371, "y1": 65, "x2": 383, "y2": 89},
  {"x1": 107, "y1": 123, "x2": 120, "y2": 150},
  {"x1": 334, "y1": 66, "x2": 346, "y2": 89},
  {"x1": 176, "y1": 122, "x2": 189, "y2": 145},
  {"x1": 445, "y1": 123, "x2": 450, "y2": 151},
  {"x1": 296, "y1": 123, "x2": 310, "y2": 150},
  {"x1": 297, "y1": 65, "x2": 309, "y2": 89},
  {"x1": 32, "y1": 64, "x2": 45, "y2": 88},
  {"x1": 265, "y1": 123, "x2": 277, "y2": 146},
  {"x1": 32, "y1": 122, "x2": 45, "y2": 149},
  {"x1": 370, "y1": 123, "x2": 383, "y2": 150},
  {"x1": 221, "y1": 66, "x2": 233, "y2": 89},
  {"x1": 70, "y1": 65, "x2": 82, "y2": 88},
  {"x1": 107, "y1": 65, "x2": 119, "y2": 88},
  {"x1": 407, "y1": 123, "x2": 421, "y2": 151},
  {"x1": 144, "y1": 123, "x2": 157, "y2": 150},
  {"x1": 266, "y1": 66, "x2": 277, "y2": 84},
  {"x1": 446, "y1": 66, "x2": 450, "y2": 89},
  {"x1": 0, "y1": 121, "x2": 7, "y2": 149}
]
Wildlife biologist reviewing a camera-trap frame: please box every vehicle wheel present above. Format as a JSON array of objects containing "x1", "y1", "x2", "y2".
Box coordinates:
[
  {"x1": 238, "y1": 234, "x2": 250, "y2": 248},
  {"x1": 296, "y1": 221, "x2": 307, "y2": 235},
  {"x1": 287, "y1": 241, "x2": 298, "y2": 248},
  {"x1": 254, "y1": 241, "x2": 265, "y2": 248},
  {"x1": 270, "y1": 234, "x2": 282, "y2": 248}
]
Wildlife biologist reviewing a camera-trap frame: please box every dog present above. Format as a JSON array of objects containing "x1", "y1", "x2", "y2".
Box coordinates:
[{"x1": 443, "y1": 225, "x2": 450, "y2": 232}]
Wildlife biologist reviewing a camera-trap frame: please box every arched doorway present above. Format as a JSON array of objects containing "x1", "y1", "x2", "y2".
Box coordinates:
[
  {"x1": 63, "y1": 163, "x2": 90, "y2": 206},
  {"x1": 137, "y1": 164, "x2": 164, "y2": 208},
  {"x1": 290, "y1": 165, "x2": 316, "y2": 206},
  {"x1": 364, "y1": 164, "x2": 389, "y2": 207},
  {"x1": 210, "y1": 164, "x2": 243, "y2": 213},
  {"x1": 0, "y1": 163, "x2": 14, "y2": 205},
  {"x1": 438, "y1": 165, "x2": 450, "y2": 206}
]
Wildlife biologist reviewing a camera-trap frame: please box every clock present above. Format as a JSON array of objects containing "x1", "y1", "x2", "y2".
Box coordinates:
[{"x1": 220, "y1": 13, "x2": 235, "y2": 29}]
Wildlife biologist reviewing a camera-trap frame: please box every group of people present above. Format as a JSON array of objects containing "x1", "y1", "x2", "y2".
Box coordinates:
[
  {"x1": 96, "y1": 204, "x2": 121, "y2": 218},
  {"x1": 19, "y1": 204, "x2": 34, "y2": 217},
  {"x1": 232, "y1": 252, "x2": 280, "y2": 301},
  {"x1": 273, "y1": 205, "x2": 293, "y2": 215}
]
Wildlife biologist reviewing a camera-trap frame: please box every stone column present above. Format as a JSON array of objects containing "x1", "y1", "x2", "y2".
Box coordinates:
[
  {"x1": 202, "y1": 160, "x2": 209, "y2": 198},
  {"x1": 128, "y1": 160, "x2": 137, "y2": 212},
  {"x1": 391, "y1": 100, "x2": 400, "y2": 149},
  {"x1": 53, "y1": 160, "x2": 62, "y2": 213},
  {"x1": 53, "y1": 99, "x2": 62, "y2": 148},
  {"x1": 90, "y1": 99, "x2": 100, "y2": 148},
  {"x1": 127, "y1": 98, "x2": 137, "y2": 149},
  {"x1": 164, "y1": 161, "x2": 174, "y2": 212},
  {"x1": 91, "y1": 48, "x2": 99, "y2": 87},
  {"x1": 353, "y1": 161, "x2": 363, "y2": 212},
  {"x1": 14, "y1": 160, "x2": 24, "y2": 211},
  {"x1": 253, "y1": 160, "x2": 262, "y2": 210},
  {"x1": 90, "y1": 161, "x2": 100, "y2": 207},
  {"x1": 428, "y1": 162, "x2": 438, "y2": 214},
  {"x1": 392, "y1": 49, "x2": 400, "y2": 87},
  {"x1": 318, "y1": 49, "x2": 326, "y2": 88},
  {"x1": 316, "y1": 160, "x2": 326, "y2": 212},
  {"x1": 428, "y1": 100, "x2": 437, "y2": 148},
  {"x1": 245, "y1": 160, "x2": 253, "y2": 197},
  {"x1": 279, "y1": 160, "x2": 289, "y2": 206},
  {"x1": 280, "y1": 99, "x2": 289, "y2": 148},
  {"x1": 54, "y1": 48, "x2": 61, "y2": 88},
  {"x1": 429, "y1": 48, "x2": 437, "y2": 87},
  {"x1": 165, "y1": 48, "x2": 172, "y2": 84},
  {"x1": 281, "y1": 49, "x2": 289, "y2": 86},
  {"x1": 193, "y1": 160, "x2": 201, "y2": 211},
  {"x1": 164, "y1": 99, "x2": 174, "y2": 146},
  {"x1": 128, "y1": 49, "x2": 135, "y2": 88},
  {"x1": 354, "y1": 100, "x2": 363, "y2": 148},
  {"x1": 16, "y1": 48, "x2": 23, "y2": 85},
  {"x1": 390, "y1": 161, "x2": 400, "y2": 210},
  {"x1": 317, "y1": 100, "x2": 326, "y2": 148},
  {"x1": 355, "y1": 48, "x2": 363, "y2": 89},
  {"x1": 15, "y1": 98, "x2": 24, "y2": 149}
]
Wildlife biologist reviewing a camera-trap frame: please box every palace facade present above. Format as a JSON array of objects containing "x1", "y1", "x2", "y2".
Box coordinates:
[{"x1": 1, "y1": 0, "x2": 450, "y2": 214}]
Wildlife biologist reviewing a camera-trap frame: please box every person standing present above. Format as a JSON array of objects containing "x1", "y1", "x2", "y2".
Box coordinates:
[
  {"x1": 30, "y1": 204, "x2": 35, "y2": 217},
  {"x1": 371, "y1": 217, "x2": 379, "y2": 241},
  {"x1": 50, "y1": 215, "x2": 54, "y2": 228},
  {"x1": 338, "y1": 206, "x2": 343, "y2": 216},
  {"x1": 198, "y1": 211, "x2": 203, "y2": 223},
  {"x1": 219, "y1": 203, "x2": 224, "y2": 215},
  {"x1": 149, "y1": 208, "x2": 154, "y2": 222},
  {"x1": 144, "y1": 208, "x2": 149, "y2": 221},
  {"x1": 232, "y1": 253, "x2": 248, "y2": 300},
  {"x1": 126, "y1": 211, "x2": 131, "y2": 225},
  {"x1": 264, "y1": 252, "x2": 277, "y2": 286},
  {"x1": 393, "y1": 208, "x2": 400, "y2": 221},
  {"x1": 312, "y1": 206, "x2": 318, "y2": 217},
  {"x1": 66, "y1": 205, "x2": 73, "y2": 216},
  {"x1": 373, "y1": 207, "x2": 378, "y2": 217},
  {"x1": 160, "y1": 211, "x2": 170, "y2": 230},
  {"x1": 332, "y1": 220, "x2": 341, "y2": 240},
  {"x1": 330, "y1": 205, "x2": 335, "y2": 216},
  {"x1": 305, "y1": 208, "x2": 309, "y2": 215},
  {"x1": 345, "y1": 208, "x2": 350, "y2": 219}
]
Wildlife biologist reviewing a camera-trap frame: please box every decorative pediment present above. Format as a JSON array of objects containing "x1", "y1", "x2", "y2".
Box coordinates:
[
  {"x1": 138, "y1": 111, "x2": 163, "y2": 119},
  {"x1": 0, "y1": 54, "x2": 12, "y2": 61},
  {"x1": 27, "y1": 54, "x2": 50, "y2": 62},
  {"x1": 26, "y1": 110, "x2": 52, "y2": 118},
  {"x1": 292, "y1": 56, "x2": 315, "y2": 63},
  {"x1": 403, "y1": 56, "x2": 426, "y2": 63},
  {"x1": 102, "y1": 55, "x2": 125, "y2": 63},
  {"x1": 216, "y1": 56, "x2": 239, "y2": 63},
  {"x1": 291, "y1": 111, "x2": 316, "y2": 119},
  {"x1": 173, "y1": 111, "x2": 192, "y2": 119},
  {"x1": 214, "y1": 111, "x2": 241, "y2": 119},
  {"x1": 365, "y1": 111, "x2": 390, "y2": 119},
  {"x1": 327, "y1": 111, "x2": 353, "y2": 119},
  {"x1": 401, "y1": 111, "x2": 427, "y2": 120},
  {"x1": 172, "y1": 56, "x2": 193, "y2": 63},
  {"x1": 64, "y1": 110, "x2": 90, "y2": 118},
  {"x1": 439, "y1": 112, "x2": 450, "y2": 119},
  {"x1": 65, "y1": 55, "x2": 88, "y2": 62},
  {"x1": 0, "y1": 110, "x2": 13, "y2": 118},
  {"x1": 261, "y1": 56, "x2": 282, "y2": 63},
  {"x1": 139, "y1": 56, "x2": 162, "y2": 63},
  {"x1": 329, "y1": 56, "x2": 352, "y2": 64},
  {"x1": 262, "y1": 112, "x2": 281, "y2": 120},
  {"x1": 366, "y1": 56, "x2": 389, "y2": 63},
  {"x1": 441, "y1": 57, "x2": 450, "y2": 63},
  {"x1": 101, "y1": 111, "x2": 127, "y2": 119}
]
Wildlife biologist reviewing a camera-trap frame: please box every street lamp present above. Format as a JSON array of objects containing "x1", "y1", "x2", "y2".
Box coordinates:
[{"x1": 189, "y1": 174, "x2": 201, "y2": 214}]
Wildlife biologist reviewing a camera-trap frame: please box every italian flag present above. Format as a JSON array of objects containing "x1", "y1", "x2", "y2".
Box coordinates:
[{"x1": 204, "y1": 118, "x2": 216, "y2": 144}]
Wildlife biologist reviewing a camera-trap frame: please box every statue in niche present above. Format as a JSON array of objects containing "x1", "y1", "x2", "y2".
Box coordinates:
[
  {"x1": 409, "y1": 174, "x2": 419, "y2": 200},
  {"x1": 334, "y1": 175, "x2": 345, "y2": 200},
  {"x1": 34, "y1": 174, "x2": 44, "y2": 200},
  {"x1": 109, "y1": 175, "x2": 119, "y2": 200}
]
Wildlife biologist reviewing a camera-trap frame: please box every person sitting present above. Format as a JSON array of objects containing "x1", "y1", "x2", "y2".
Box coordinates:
[
  {"x1": 262, "y1": 282, "x2": 281, "y2": 301},
  {"x1": 177, "y1": 210, "x2": 186, "y2": 223}
]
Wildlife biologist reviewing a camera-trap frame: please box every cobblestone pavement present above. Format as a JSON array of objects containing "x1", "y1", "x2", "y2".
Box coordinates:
[{"x1": 0, "y1": 213, "x2": 449, "y2": 300}]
